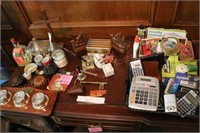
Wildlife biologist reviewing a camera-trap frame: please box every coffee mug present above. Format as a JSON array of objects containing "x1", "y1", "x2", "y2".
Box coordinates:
[
  {"x1": 34, "y1": 54, "x2": 43, "y2": 67},
  {"x1": 42, "y1": 56, "x2": 50, "y2": 66},
  {"x1": 23, "y1": 72, "x2": 32, "y2": 80}
]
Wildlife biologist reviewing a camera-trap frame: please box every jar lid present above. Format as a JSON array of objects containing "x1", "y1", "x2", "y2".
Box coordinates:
[
  {"x1": 52, "y1": 49, "x2": 65, "y2": 60},
  {"x1": 33, "y1": 76, "x2": 46, "y2": 87}
]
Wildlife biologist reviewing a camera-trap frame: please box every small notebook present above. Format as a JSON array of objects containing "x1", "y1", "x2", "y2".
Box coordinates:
[{"x1": 47, "y1": 74, "x2": 73, "y2": 92}]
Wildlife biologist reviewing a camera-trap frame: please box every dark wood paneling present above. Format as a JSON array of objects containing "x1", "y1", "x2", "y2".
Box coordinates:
[
  {"x1": 1, "y1": 1, "x2": 32, "y2": 44},
  {"x1": 1, "y1": 1, "x2": 199, "y2": 41},
  {"x1": 153, "y1": 1, "x2": 178, "y2": 27},
  {"x1": 21, "y1": 1, "x2": 155, "y2": 39},
  {"x1": 171, "y1": 1, "x2": 199, "y2": 40},
  {"x1": 1, "y1": 6, "x2": 17, "y2": 68},
  {"x1": 22, "y1": 1, "x2": 154, "y2": 23},
  {"x1": 1, "y1": 6, "x2": 14, "y2": 40},
  {"x1": 173, "y1": 1, "x2": 199, "y2": 26}
]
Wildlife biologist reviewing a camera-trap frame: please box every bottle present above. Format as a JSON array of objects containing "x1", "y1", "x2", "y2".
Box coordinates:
[
  {"x1": 10, "y1": 38, "x2": 32, "y2": 66},
  {"x1": 48, "y1": 32, "x2": 55, "y2": 52},
  {"x1": 136, "y1": 24, "x2": 147, "y2": 39},
  {"x1": 10, "y1": 38, "x2": 19, "y2": 48},
  {"x1": 133, "y1": 35, "x2": 140, "y2": 58},
  {"x1": 52, "y1": 49, "x2": 68, "y2": 68}
]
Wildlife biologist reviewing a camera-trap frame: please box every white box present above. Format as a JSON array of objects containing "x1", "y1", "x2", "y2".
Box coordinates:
[
  {"x1": 102, "y1": 63, "x2": 114, "y2": 77},
  {"x1": 147, "y1": 27, "x2": 187, "y2": 39}
]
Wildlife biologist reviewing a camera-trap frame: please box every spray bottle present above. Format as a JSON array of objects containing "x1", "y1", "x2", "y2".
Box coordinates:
[{"x1": 133, "y1": 35, "x2": 140, "y2": 58}]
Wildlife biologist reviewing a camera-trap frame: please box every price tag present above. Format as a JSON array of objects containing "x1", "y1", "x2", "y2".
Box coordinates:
[
  {"x1": 90, "y1": 90, "x2": 107, "y2": 96},
  {"x1": 88, "y1": 126, "x2": 103, "y2": 132}
]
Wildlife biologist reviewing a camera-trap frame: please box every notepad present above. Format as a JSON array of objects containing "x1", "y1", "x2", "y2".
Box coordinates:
[
  {"x1": 77, "y1": 96, "x2": 105, "y2": 104},
  {"x1": 59, "y1": 75, "x2": 73, "y2": 85}
]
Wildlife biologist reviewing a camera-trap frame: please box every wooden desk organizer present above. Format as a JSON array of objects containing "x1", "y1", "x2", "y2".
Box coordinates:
[{"x1": 0, "y1": 87, "x2": 58, "y2": 116}]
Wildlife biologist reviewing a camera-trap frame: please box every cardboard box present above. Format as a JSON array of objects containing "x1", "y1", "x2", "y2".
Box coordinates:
[{"x1": 147, "y1": 27, "x2": 187, "y2": 39}]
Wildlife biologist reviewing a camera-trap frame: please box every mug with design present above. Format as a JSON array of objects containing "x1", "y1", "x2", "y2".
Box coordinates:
[{"x1": 42, "y1": 56, "x2": 50, "y2": 67}]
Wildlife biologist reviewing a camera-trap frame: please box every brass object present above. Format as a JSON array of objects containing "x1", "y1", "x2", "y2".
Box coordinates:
[
  {"x1": 110, "y1": 32, "x2": 126, "y2": 53},
  {"x1": 71, "y1": 32, "x2": 86, "y2": 53},
  {"x1": 82, "y1": 69, "x2": 105, "y2": 79},
  {"x1": 33, "y1": 76, "x2": 47, "y2": 89},
  {"x1": 86, "y1": 39, "x2": 111, "y2": 54},
  {"x1": 77, "y1": 66, "x2": 86, "y2": 81},
  {"x1": 81, "y1": 55, "x2": 95, "y2": 71},
  {"x1": 80, "y1": 81, "x2": 108, "y2": 89}
]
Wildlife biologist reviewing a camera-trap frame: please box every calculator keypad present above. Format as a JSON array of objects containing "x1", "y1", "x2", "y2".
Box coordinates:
[
  {"x1": 132, "y1": 68, "x2": 144, "y2": 77},
  {"x1": 166, "y1": 83, "x2": 173, "y2": 94},
  {"x1": 165, "y1": 78, "x2": 174, "y2": 94},
  {"x1": 177, "y1": 99, "x2": 195, "y2": 117},
  {"x1": 134, "y1": 87, "x2": 158, "y2": 106}
]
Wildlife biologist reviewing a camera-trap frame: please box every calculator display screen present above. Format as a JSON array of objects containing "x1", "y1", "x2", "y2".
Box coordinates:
[
  {"x1": 140, "y1": 78, "x2": 151, "y2": 82},
  {"x1": 186, "y1": 93, "x2": 199, "y2": 106}
]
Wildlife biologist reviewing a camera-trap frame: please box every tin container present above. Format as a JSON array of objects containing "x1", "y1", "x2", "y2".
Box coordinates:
[
  {"x1": 33, "y1": 76, "x2": 47, "y2": 89},
  {"x1": 52, "y1": 49, "x2": 68, "y2": 68}
]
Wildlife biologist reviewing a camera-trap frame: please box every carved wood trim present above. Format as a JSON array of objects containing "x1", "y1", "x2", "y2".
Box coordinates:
[
  {"x1": 29, "y1": 21, "x2": 152, "y2": 30},
  {"x1": 14, "y1": 1, "x2": 32, "y2": 27}
]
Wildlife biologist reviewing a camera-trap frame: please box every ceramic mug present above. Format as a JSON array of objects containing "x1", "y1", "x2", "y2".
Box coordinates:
[
  {"x1": 23, "y1": 72, "x2": 32, "y2": 80},
  {"x1": 42, "y1": 56, "x2": 50, "y2": 67},
  {"x1": 34, "y1": 54, "x2": 43, "y2": 67}
]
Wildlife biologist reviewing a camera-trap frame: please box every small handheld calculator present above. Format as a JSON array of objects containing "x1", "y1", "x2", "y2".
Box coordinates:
[
  {"x1": 130, "y1": 60, "x2": 144, "y2": 77},
  {"x1": 164, "y1": 78, "x2": 174, "y2": 94},
  {"x1": 128, "y1": 76, "x2": 159, "y2": 111},
  {"x1": 177, "y1": 90, "x2": 200, "y2": 118}
]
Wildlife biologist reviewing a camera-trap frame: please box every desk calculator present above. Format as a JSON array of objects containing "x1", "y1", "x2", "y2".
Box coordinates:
[
  {"x1": 130, "y1": 60, "x2": 144, "y2": 77},
  {"x1": 128, "y1": 76, "x2": 159, "y2": 111},
  {"x1": 177, "y1": 90, "x2": 200, "y2": 118}
]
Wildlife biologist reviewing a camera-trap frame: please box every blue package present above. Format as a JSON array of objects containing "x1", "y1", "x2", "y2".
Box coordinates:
[
  {"x1": 172, "y1": 72, "x2": 195, "y2": 94},
  {"x1": 163, "y1": 78, "x2": 170, "y2": 86},
  {"x1": 0, "y1": 80, "x2": 8, "y2": 86}
]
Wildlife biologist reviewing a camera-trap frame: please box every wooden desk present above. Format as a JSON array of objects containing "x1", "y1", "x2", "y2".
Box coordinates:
[{"x1": 1, "y1": 41, "x2": 199, "y2": 132}]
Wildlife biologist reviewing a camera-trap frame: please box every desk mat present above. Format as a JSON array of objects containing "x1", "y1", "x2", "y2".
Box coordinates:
[{"x1": 0, "y1": 87, "x2": 58, "y2": 116}]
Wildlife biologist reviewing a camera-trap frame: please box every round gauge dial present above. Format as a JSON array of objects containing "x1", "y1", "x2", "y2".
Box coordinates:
[
  {"x1": 0, "y1": 90, "x2": 7, "y2": 103},
  {"x1": 13, "y1": 91, "x2": 25, "y2": 104},
  {"x1": 32, "y1": 92, "x2": 45, "y2": 106}
]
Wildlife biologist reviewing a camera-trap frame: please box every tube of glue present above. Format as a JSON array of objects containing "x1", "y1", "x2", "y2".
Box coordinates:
[{"x1": 133, "y1": 35, "x2": 140, "y2": 58}]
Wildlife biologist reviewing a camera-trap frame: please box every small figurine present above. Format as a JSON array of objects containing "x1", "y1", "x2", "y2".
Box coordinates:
[
  {"x1": 110, "y1": 32, "x2": 126, "y2": 53},
  {"x1": 70, "y1": 32, "x2": 86, "y2": 53}
]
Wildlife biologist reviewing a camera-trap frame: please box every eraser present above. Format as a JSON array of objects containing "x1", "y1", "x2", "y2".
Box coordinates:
[{"x1": 102, "y1": 63, "x2": 114, "y2": 77}]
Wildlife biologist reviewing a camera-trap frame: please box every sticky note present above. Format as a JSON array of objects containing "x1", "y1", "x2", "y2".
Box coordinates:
[
  {"x1": 88, "y1": 127, "x2": 103, "y2": 132},
  {"x1": 59, "y1": 75, "x2": 73, "y2": 85}
]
